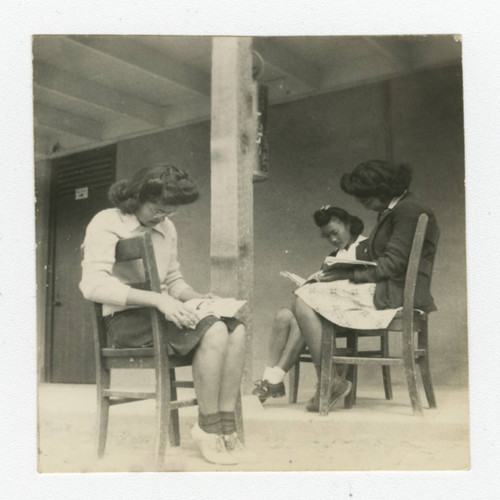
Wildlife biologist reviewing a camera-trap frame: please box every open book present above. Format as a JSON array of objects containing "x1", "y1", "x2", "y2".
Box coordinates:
[
  {"x1": 280, "y1": 257, "x2": 376, "y2": 287},
  {"x1": 279, "y1": 271, "x2": 307, "y2": 287},
  {"x1": 185, "y1": 298, "x2": 247, "y2": 321},
  {"x1": 322, "y1": 256, "x2": 376, "y2": 271}
]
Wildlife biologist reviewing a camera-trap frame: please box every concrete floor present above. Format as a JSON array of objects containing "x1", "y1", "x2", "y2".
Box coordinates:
[{"x1": 38, "y1": 376, "x2": 470, "y2": 473}]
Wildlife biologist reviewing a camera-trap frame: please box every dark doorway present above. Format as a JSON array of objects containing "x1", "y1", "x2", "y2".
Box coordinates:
[{"x1": 47, "y1": 145, "x2": 116, "y2": 383}]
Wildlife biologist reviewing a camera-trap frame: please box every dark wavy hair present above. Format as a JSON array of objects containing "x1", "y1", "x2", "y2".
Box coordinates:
[
  {"x1": 313, "y1": 206, "x2": 364, "y2": 239},
  {"x1": 108, "y1": 164, "x2": 199, "y2": 214},
  {"x1": 340, "y1": 160, "x2": 412, "y2": 202}
]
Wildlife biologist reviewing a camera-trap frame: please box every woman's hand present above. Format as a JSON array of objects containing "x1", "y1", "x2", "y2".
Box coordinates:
[
  {"x1": 304, "y1": 271, "x2": 322, "y2": 283},
  {"x1": 177, "y1": 287, "x2": 222, "y2": 302},
  {"x1": 156, "y1": 295, "x2": 199, "y2": 329}
]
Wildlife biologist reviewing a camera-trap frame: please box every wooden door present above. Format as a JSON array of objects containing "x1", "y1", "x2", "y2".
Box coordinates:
[{"x1": 48, "y1": 146, "x2": 116, "y2": 383}]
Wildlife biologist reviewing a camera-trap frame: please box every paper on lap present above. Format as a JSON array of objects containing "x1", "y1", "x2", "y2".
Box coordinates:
[
  {"x1": 184, "y1": 298, "x2": 247, "y2": 321},
  {"x1": 322, "y1": 256, "x2": 376, "y2": 270},
  {"x1": 280, "y1": 256, "x2": 376, "y2": 288}
]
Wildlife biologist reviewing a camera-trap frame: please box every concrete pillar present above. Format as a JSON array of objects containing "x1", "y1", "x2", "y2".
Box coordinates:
[{"x1": 210, "y1": 37, "x2": 257, "y2": 393}]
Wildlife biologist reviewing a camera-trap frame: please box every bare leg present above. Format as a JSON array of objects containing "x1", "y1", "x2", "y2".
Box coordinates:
[
  {"x1": 294, "y1": 297, "x2": 342, "y2": 379},
  {"x1": 275, "y1": 311, "x2": 305, "y2": 373},
  {"x1": 218, "y1": 324, "x2": 246, "y2": 412},
  {"x1": 294, "y1": 298, "x2": 351, "y2": 413},
  {"x1": 267, "y1": 308, "x2": 305, "y2": 373},
  {"x1": 293, "y1": 297, "x2": 323, "y2": 374},
  {"x1": 192, "y1": 321, "x2": 229, "y2": 415}
]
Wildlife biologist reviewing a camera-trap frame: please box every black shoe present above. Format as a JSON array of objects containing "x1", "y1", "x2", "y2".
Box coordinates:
[
  {"x1": 252, "y1": 379, "x2": 286, "y2": 403},
  {"x1": 305, "y1": 379, "x2": 352, "y2": 412}
]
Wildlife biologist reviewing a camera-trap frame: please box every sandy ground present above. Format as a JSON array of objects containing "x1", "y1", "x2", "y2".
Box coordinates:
[{"x1": 38, "y1": 382, "x2": 469, "y2": 473}]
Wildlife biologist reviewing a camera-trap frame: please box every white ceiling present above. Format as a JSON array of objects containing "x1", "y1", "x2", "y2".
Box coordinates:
[{"x1": 33, "y1": 35, "x2": 461, "y2": 159}]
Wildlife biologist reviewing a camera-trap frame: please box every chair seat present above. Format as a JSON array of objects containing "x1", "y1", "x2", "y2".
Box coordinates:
[
  {"x1": 387, "y1": 309, "x2": 427, "y2": 331},
  {"x1": 101, "y1": 347, "x2": 195, "y2": 369},
  {"x1": 102, "y1": 347, "x2": 155, "y2": 358}
]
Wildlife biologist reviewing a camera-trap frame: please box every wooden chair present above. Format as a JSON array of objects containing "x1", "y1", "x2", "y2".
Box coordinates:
[
  {"x1": 318, "y1": 213, "x2": 438, "y2": 416},
  {"x1": 89, "y1": 232, "x2": 244, "y2": 469},
  {"x1": 288, "y1": 329, "x2": 392, "y2": 407}
]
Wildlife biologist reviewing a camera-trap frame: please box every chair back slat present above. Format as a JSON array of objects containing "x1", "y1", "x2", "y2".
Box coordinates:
[
  {"x1": 427, "y1": 224, "x2": 440, "y2": 288},
  {"x1": 115, "y1": 233, "x2": 161, "y2": 293},
  {"x1": 403, "y1": 213, "x2": 429, "y2": 313},
  {"x1": 115, "y1": 236, "x2": 144, "y2": 261},
  {"x1": 141, "y1": 234, "x2": 162, "y2": 294}
]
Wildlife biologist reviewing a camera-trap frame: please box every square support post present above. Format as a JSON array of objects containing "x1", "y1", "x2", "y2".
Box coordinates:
[{"x1": 210, "y1": 37, "x2": 257, "y2": 394}]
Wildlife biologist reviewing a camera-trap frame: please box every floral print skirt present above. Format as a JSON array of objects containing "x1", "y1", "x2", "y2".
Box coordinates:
[{"x1": 294, "y1": 280, "x2": 400, "y2": 330}]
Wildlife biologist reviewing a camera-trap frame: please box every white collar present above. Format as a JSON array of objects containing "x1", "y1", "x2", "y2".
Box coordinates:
[{"x1": 121, "y1": 211, "x2": 167, "y2": 237}]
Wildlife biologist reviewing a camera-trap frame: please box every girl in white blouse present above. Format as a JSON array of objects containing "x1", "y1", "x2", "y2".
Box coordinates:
[{"x1": 252, "y1": 206, "x2": 365, "y2": 406}]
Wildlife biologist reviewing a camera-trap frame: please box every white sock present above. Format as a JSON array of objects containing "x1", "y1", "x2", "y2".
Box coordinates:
[
  {"x1": 262, "y1": 366, "x2": 274, "y2": 381},
  {"x1": 267, "y1": 366, "x2": 286, "y2": 384}
]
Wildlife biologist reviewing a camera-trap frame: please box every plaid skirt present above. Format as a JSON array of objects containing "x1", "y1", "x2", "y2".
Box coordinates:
[{"x1": 294, "y1": 280, "x2": 400, "y2": 330}]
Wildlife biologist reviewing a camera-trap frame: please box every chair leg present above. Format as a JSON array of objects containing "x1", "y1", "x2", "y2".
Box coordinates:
[
  {"x1": 418, "y1": 324, "x2": 437, "y2": 408},
  {"x1": 351, "y1": 366, "x2": 358, "y2": 405},
  {"x1": 319, "y1": 320, "x2": 335, "y2": 416},
  {"x1": 168, "y1": 369, "x2": 181, "y2": 447},
  {"x1": 288, "y1": 361, "x2": 300, "y2": 404},
  {"x1": 402, "y1": 324, "x2": 423, "y2": 416},
  {"x1": 344, "y1": 332, "x2": 357, "y2": 409},
  {"x1": 381, "y1": 331, "x2": 393, "y2": 400},
  {"x1": 155, "y1": 360, "x2": 172, "y2": 469},
  {"x1": 418, "y1": 357, "x2": 437, "y2": 409},
  {"x1": 235, "y1": 391, "x2": 245, "y2": 444},
  {"x1": 344, "y1": 366, "x2": 357, "y2": 409},
  {"x1": 96, "y1": 368, "x2": 110, "y2": 458}
]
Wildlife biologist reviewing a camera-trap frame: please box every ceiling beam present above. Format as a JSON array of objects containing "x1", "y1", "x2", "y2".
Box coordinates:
[
  {"x1": 362, "y1": 37, "x2": 412, "y2": 71},
  {"x1": 253, "y1": 38, "x2": 321, "y2": 89},
  {"x1": 319, "y1": 38, "x2": 414, "y2": 92},
  {"x1": 67, "y1": 35, "x2": 210, "y2": 98},
  {"x1": 34, "y1": 102, "x2": 103, "y2": 140},
  {"x1": 33, "y1": 61, "x2": 165, "y2": 126}
]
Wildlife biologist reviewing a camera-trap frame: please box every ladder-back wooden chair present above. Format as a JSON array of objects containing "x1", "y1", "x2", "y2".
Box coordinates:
[
  {"x1": 89, "y1": 232, "x2": 243, "y2": 469},
  {"x1": 318, "y1": 213, "x2": 438, "y2": 416}
]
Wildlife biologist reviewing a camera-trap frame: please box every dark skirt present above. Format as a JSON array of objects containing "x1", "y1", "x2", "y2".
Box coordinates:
[{"x1": 104, "y1": 308, "x2": 242, "y2": 356}]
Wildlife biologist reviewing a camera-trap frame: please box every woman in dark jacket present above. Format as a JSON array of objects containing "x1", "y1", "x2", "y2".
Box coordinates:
[
  {"x1": 342, "y1": 160, "x2": 439, "y2": 312},
  {"x1": 294, "y1": 160, "x2": 439, "y2": 412}
]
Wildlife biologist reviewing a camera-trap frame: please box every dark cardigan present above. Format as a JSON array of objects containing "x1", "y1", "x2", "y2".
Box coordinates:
[{"x1": 353, "y1": 193, "x2": 439, "y2": 313}]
